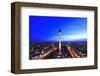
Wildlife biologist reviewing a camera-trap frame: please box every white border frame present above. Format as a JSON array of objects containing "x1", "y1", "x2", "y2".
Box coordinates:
[{"x1": 21, "y1": 7, "x2": 95, "y2": 69}]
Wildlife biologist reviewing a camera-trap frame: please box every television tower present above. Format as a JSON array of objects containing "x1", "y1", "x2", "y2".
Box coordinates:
[{"x1": 58, "y1": 28, "x2": 62, "y2": 57}]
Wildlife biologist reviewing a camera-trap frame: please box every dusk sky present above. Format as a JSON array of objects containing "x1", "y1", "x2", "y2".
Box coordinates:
[{"x1": 29, "y1": 15, "x2": 87, "y2": 42}]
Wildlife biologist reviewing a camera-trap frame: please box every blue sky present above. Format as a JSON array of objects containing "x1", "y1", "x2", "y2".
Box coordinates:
[{"x1": 29, "y1": 15, "x2": 87, "y2": 42}]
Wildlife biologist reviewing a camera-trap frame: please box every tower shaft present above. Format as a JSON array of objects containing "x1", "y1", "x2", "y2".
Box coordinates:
[
  {"x1": 58, "y1": 29, "x2": 62, "y2": 55},
  {"x1": 59, "y1": 35, "x2": 61, "y2": 52}
]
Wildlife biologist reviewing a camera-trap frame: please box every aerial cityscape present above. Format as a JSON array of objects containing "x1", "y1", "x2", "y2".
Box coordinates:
[{"x1": 29, "y1": 16, "x2": 87, "y2": 60}]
